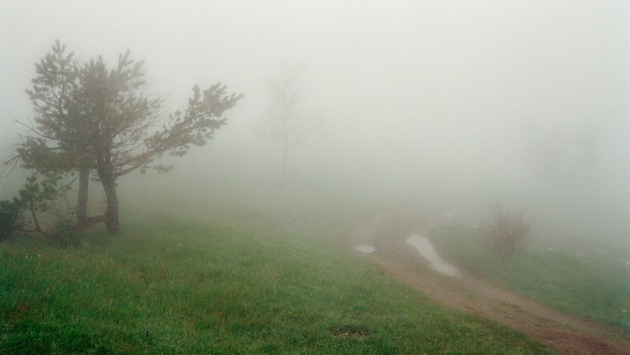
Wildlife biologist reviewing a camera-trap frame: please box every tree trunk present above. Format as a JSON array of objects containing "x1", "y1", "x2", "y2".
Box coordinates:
[
  {"x1": 76, "y1": 168, "x2": 89, "y2": 225},
  {"x1": 98, "y1": 167, "x2": 119, "y2": 234}
]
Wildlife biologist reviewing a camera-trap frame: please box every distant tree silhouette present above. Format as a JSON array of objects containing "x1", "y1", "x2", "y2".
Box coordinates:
[{"x1": 266, "y1": 60, "x2": 307, "y2": 179}]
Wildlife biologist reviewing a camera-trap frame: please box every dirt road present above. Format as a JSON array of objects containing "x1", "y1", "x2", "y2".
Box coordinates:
[{"x1": 348, "y1": 211, "x2": 630, "y2": 355}]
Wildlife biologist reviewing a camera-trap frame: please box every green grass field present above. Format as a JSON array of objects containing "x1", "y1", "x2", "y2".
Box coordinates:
[
  {"x1": 0, "y1": 207, "x2": 553, "y2": 353},
  {"x1": 432, "y1": 224, "x2": 630, "y2": 336}
]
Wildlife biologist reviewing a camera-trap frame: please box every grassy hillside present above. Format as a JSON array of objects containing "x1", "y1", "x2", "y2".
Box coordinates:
[{"x1": 0, "y1": 209, "x2": 552, "y2": 353}]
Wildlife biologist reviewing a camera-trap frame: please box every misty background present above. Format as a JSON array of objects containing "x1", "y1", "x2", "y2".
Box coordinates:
[{"x1": 1, "y1": 1, "x2": 629, "y2": 244}]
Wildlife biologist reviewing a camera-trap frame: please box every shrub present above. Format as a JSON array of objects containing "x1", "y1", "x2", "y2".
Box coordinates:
[
  {"x1": 0, "y1": 199, "x2": 22, "y2": 241},
  {"x1": 1, "y1": 173, "x2": 75, "y2": 244},
  {"x1": 482, "y1": 204, "x2": 533, "y2": 259}
]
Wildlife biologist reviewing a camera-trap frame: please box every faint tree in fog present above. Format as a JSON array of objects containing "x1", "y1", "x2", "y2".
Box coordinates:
[
  {"x1": 527, "y1": 119, "x2": 604, "y2": 203},
  {"x1": 266, "y1": 60, "x2": 309, "y2": 179},
  {"x1": 13, "y1": 41, "x2": 242, "y2": 234}
]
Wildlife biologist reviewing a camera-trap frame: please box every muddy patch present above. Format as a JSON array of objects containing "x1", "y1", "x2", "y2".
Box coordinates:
[{"x1": 329, "y1": 326, "x2": 370, "y2": 340}]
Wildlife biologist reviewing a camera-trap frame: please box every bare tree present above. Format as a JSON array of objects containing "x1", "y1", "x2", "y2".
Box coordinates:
[
  {"x1": 266, "y1": 60, "x2": 308, "y2": 179},
  {"x1": 482, "y1": 203, "x2": 534, "y2": 259}
]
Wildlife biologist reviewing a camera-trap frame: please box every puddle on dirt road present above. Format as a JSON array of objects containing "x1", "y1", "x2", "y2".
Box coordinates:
[
  {"x1": 406, "y1": 235, "x2": 461, "y2": 277},
  {"x1": 354, "y1": 245, "x2": 376, "y2": 253}
]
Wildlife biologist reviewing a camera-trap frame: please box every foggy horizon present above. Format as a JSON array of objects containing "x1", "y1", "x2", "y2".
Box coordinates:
[{"x1": 1, "y1": 0, "x2": 629, "y2": 242}]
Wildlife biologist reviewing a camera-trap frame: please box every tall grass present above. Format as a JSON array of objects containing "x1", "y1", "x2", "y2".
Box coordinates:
[{"x1": 0, "y1": 211, "x2": 552, "y2": 353}]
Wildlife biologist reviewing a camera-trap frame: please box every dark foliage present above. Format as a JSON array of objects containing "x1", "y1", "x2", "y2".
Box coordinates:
[{"x1": 0, "y1": 200, "x2": 21, "y2": 241}]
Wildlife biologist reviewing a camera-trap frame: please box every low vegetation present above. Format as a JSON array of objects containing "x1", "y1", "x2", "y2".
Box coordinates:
[
  {"x1": 0, "y1": 200, "x2": 21, "y2": 241},
  {"x1": 0, "y1": 209, "x2": 552, "y2": 353},
  {"x1": 481, "y1": 204, "x2": 533, "y2": 259}
]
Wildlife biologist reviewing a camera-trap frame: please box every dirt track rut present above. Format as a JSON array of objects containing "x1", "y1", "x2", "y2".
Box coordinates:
[{"x1": 348, "y1": 211, "x2": 630, "y2": 355}]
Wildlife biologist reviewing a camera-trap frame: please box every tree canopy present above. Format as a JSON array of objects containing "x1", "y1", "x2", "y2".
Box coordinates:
[{"x1": 14, "y1": 41, "x2": 242, "y2": 234}]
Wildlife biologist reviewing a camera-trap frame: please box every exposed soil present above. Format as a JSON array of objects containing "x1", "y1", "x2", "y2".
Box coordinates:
[{"x1": 347, "y1": 210, "x2": 630, "y2": 355}]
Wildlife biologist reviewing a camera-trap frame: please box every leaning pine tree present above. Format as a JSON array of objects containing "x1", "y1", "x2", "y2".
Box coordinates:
[{"x1": 17, "y1": 41, "x2": 242, "y2": 234}]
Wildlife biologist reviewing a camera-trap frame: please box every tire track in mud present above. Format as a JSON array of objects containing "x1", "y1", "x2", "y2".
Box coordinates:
[{"x1": 347, "y1": 210, "x2": 630, "y2": 355}]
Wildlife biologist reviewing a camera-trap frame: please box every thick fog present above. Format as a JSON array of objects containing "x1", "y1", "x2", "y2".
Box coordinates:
[{"x1": 1, "y1": 1, "x2": 629, "y2": 242}]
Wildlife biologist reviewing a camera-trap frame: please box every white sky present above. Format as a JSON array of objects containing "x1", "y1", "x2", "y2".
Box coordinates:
[{"x1": 1, "y1": 0, "x2": 629, "y2": 182}]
